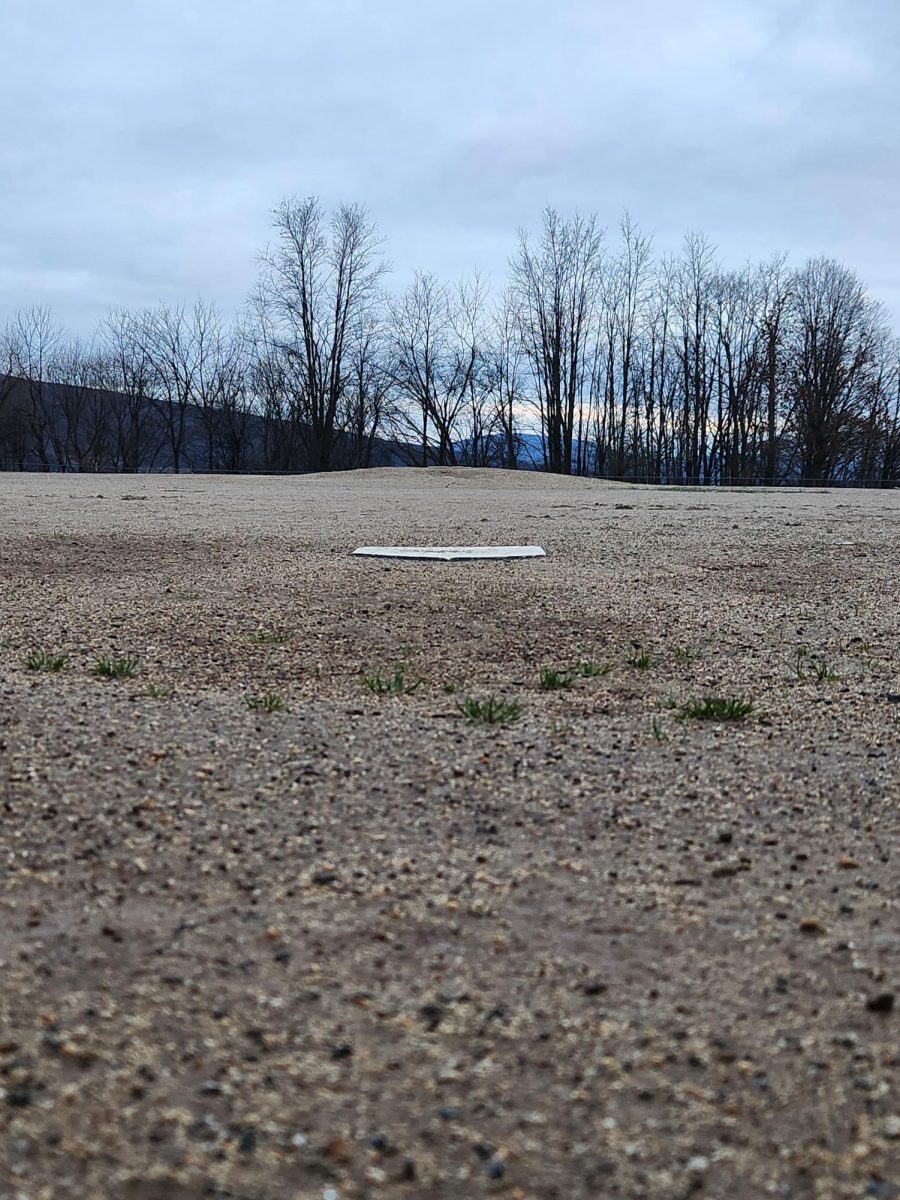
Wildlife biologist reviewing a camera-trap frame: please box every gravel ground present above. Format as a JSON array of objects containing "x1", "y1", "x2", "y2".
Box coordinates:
[{"x1": 0, "y1": 468, "x2": 897, "y2": 1200}]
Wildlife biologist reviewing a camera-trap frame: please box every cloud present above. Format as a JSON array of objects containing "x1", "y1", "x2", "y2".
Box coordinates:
[{"x1": 1, "y1": 0, "x2": 898, "y2": 332}]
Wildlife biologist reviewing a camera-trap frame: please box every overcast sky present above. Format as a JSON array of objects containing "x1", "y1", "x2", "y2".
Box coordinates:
[{"x1": 3, "y1": 0, "x2": 899, "y2": 334}]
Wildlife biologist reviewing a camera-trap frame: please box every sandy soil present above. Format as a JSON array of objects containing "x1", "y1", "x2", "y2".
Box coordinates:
[{"x1": 0, "y1": 468, "x2": 897, "y2": 1200}]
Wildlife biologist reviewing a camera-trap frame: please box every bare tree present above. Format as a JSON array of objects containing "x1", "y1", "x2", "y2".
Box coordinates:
[
  {"x1": 388, "y1": 271, "x2": 454, "y2": 465},
  {"x1": 255, "y1": 197, "x2": 387, "y2": 471},
  {"x1": 134, "y1": 303, "x2": 200, "y2": 471},
  {"x1": 671, "y1": 234, "x2": 718, "y2": 483},
  {"x1": 0, "y1": 328, "x2": 27, "y2": 468},
  {"x1": 5, "y1": 307, "x2": 64, "y2": 469},
  {"x1": 50, "y1": 339, "x2": 114, "y2": 470},
  {"x1": 636, "y1": 256, "x2": 679, "y2": 483},
  {"x1": 592, "y1": 213, "x2": 653, "y2": 478},
  {"x1": 190, "y1": 307, "x2": 251, "y2": 471},
  {"x1": 510, "y1": 208, "x2": 604, "y2": 474},
  {"x1": 755, "y1": 255, "x2": 792, "y2": 485},
  {"x1": 879, "y1": 348, "x2": 900, "y2": 484},
  {"x1": 343, "y1": 313, "x2": 391, "y2": 468},
  {"x1": 245, "y1": 292, "x2": 305, "y2": 472},
  {"x1": 98, "y1": 309, "x2": 166, "y2": 471},
  {"x1": 785, "y1": 258, "x2": 886, "y2": 484},
  {"x1": 450, "y1": 275, "x2": 495, "y2": 467},
  {"x1": 485, "y1": 289, "x2": 527, "y2": 470},
  {"x1": 708, "y1": 266, "x2": 765, "y2": 484}
]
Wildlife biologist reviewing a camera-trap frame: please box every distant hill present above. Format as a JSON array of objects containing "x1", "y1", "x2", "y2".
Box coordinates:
[
  {"x1": 0, "y1": 374, "x2": 558, "y2": 474},
  {"x1": 0, "y1": 375, "x2": 416, "y2": 473}
]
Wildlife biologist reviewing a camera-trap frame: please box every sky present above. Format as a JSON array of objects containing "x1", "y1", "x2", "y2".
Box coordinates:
[{"x1": 2, "y1": 0, "x2": 899, "y2": 335}]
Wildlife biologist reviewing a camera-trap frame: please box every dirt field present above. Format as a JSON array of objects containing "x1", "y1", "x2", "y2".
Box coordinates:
[{"x1": 1, "y1": 468, "x2": 897, "y2": 1200}]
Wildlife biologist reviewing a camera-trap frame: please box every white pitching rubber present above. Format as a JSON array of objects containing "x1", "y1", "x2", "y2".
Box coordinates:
[{"x1": 352, "y1": 545, "x2": 546, "y2": 561}]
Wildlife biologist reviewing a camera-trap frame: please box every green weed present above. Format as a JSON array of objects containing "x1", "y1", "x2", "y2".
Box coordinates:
[
  {"x1": 792, "y1": 646, "x2": 839, "y2": 683},
  {"x1": 539, "y1": 666, "x2": 577, "y2": 690},
  {"x1": 457, "y1": 694, "x2": 522, "y2": 726},
  {"x1": 576, "y1": 660, "x2": 608, "y2": 677},
  {"x1": 681, "y1": 696, "x2": 754, "y2": 721},
  {"x1": 246, "y1": 692, "x2": 285, "y2": 713},
  {"x1": 24, "y1": 649, "x2": 67, "y2": 672},
  {"x1": 362, "y1": 664, "x2": 419, "y2": 696},
  {"x1": 94, "y1": 655, "x2": 141, "y2": 679},
  {"x1": 627, "y1": 646, "x2": 655, "y2": 670}
]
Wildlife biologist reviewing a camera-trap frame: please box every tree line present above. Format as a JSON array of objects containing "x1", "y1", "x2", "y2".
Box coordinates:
[{"x1": 2, "y1": 198, "x2": 898, "y2": 485}]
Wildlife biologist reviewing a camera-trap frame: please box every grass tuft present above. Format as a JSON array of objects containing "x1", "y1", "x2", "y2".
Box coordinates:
[
  {"x1": 792, "y1": 646, "x2": 839, "y2": 683},
  {"x1": 540, "y1": 661, "x2": 608, "y2": 689},
  {"x1": 457, "y1": 694, "x2": 522, "y2": 726},
  {"x1": 246, "y1": 692, "x2": 285, "y2": 713},
  {"x1": 539, "y1": 666, "x2": 577, "y2": 690},
  {"x1": 681, "y1": 696, "x2": 754, "y2": 721},
  {"x1": 24, "y1": 649, "x2": 67, "y2": 672},
  {"x1": 627, "y1": 646, "x2": 654, "y2": 670},
  {"x1": 577, "y1": 660, "x2": 609, "y2": 678},
  {"x1": 94, "y1": 655, "x2": 141, "y2": 679},
  {"x1": 251, "y1": 629, "x2": 292, "y2": 645},
  {"x1": 362, "y1": 664, "x2": 419, "y2": 696}
]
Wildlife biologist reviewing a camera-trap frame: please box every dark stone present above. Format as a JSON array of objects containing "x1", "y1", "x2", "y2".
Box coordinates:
[
  {"x1": 7, "y1": 1089, "x2": 31, "y2": 1107},
  {"x1": 582, "y1": 981, "x2": 607, "y2": 996},
  {"x1": 238, "y1": 1128, "x2": 257, "y2": 1155},
  {"x1": 489, "y1": 1160, "x2": 505, "y2": 1179},
  {"x1": 420, "y1": 1003, "x2": 444, "y2": 1030},
  {"x1": 866, "y1": 993, "x2": 895, "y2": 1015}
]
